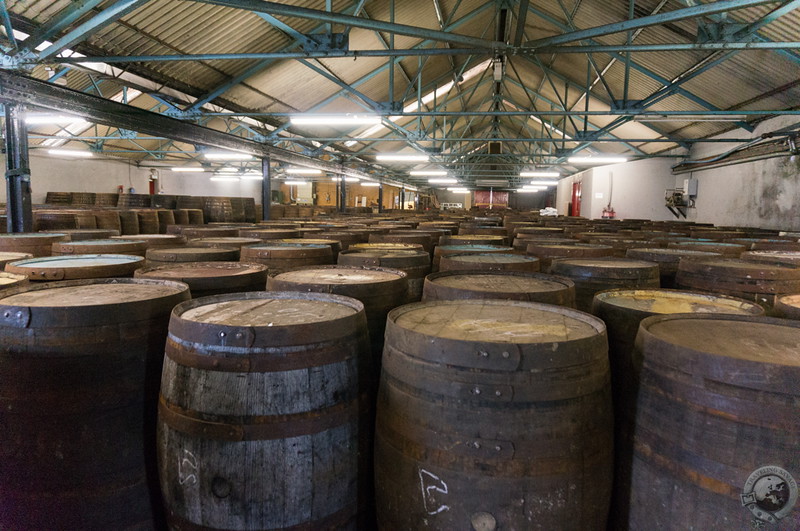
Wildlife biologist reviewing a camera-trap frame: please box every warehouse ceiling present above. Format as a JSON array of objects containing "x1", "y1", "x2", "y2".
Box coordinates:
[{"x1": 0, "y1": 0, "x2": 799, "y2": 191}]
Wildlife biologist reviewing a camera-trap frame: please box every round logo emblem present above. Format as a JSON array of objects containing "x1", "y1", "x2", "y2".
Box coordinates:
[{"x1": 741, "y1": 466, "x2": 798, "y2": 524}]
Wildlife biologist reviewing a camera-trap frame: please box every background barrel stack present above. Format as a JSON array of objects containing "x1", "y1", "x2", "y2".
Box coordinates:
[{"x1": 2, "y1": 205, "x2": 800, "y2": 530}]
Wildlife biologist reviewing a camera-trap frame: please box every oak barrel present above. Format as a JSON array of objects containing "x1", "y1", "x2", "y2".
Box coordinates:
[
  {"x1": 0, "y1": 233, "x2": 68, "y2": 257},
  {"x1": 432, "y1": 243, "x2": 513, "y2": 271},
  {"x1": 112, "y1": 234, "x2": 188, "y2": 250},
  {"x1": 0, "y1": 279, "x2": 189, "y2": 530},
  {"x1": 158, "y1": 291, "x2": 370, "y2": 530},
  {"x1": 526, "y1": 243, "x2": 614, "y2": 272},
  {"x1": 181, "y1": 226, "x2": 239, "y2": 239},
  {"x1": 42, "y1": 228, "x2": 119, "y2": 241},
  {"x1": 0, "y1": 271, "x2": 28, "y2": 289},
  {"x1": 118, "y1": 210, "x2": 141, "y2": 235},
  {"x1": 775, "y1": 293, "x2": 800, "y2": 319},
  {"x1": 375, "y1": 299, "x2": 613, "y2": 530},
  {"x1": 621, "y1": 314, "x2": 800, "y2": 530},
  {"x1": 740, "y1": 250, "x2": 800, "y2": 267},
  {"x1": 240, "y1": 243, "x2": 334, "y2": 273},
  {"x1": 52, "y1": 238, "x2": 147, "y2": 257},
  {"x1": 626, "y1": 247, "x2": 721, "y2": 288},
  {"x1": 422, "y1": 270, "x2": 576, "y2": 307},
  {"x1": 590, "y1": 289, "x2": 765, "y2": 529},
  {"x1": 6, "y1": 254, "x2": 145, "y2": 280},
  {"x1": 146, "y1": 246, "x2": 239, "y2": 266},
  {"x1": 337, "y1": 248, "x2": 431, "y2": 303},
  {"x1": 239, "y1": 228, "x2": 302, "y2": 240},
  {"x1": 187, "y1": 236, "x2": 262, "y2": 250},
  {"x1": 136, "y1": 210, "x2": 160, "y2": 234},
  {"x1": 550, "y1": 258, "x2": 661, "y2": 312},
  {"x1": 439, "y1": 252, "x2": 540, "y2": 273},
  {"x1": 0, "y1": 251, "x2": 33, "y2": 270},
  {"x1": 135, "y1": 262, "x2": 268, "y2": 298}
]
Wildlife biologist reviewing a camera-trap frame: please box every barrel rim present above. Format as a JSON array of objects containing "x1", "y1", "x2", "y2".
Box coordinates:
[{"x1": 592, "y1": 287, "x2": 765, "y2": 315}]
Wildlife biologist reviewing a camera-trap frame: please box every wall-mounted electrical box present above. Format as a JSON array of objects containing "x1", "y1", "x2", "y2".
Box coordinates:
[{"x1": 683, "y1": 177, "x2": 698, "y2": 197}]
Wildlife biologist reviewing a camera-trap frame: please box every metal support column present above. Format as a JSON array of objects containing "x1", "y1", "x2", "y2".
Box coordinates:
[
  {"x1": 4, "y1": 104, "x2": 33, "y2": 233},
  {"x1": 400, "y1": 188, "x2": 405, "y2": 211},
  {"x1": 339, "y1": 175, "x2": 346, "y2": 213},
  {"x1": 377, "y1": 184, "x2": 384, "y2": 213},
  {"x1": 261, "y1": 156, "x2": 271, "y2": 220}
]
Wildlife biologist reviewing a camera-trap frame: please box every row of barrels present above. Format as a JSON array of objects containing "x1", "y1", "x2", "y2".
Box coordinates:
[{"x1": 1, "y1": 212, "x2": 800, "y2": 530}]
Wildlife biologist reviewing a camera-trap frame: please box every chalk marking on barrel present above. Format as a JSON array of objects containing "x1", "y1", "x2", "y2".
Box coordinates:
[
  {"x1": 178, "y1": 449, "x2": 199, "y2": 486},
  {"x1": 419, "y1": 469, "x2": 450, "y2": 515}
]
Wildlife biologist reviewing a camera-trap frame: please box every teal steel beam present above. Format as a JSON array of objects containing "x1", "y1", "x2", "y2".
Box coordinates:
[
  {"x1": 20, "y1": 0, "x2": 106, "y2": 53},
  {"x1": 530, "y1": 42, "x2": 800, "y2": 53},
  {"x1": 37, "y1": 0, "x2": 148, "y2": 60},
  {"x1": 195, "y1": 0, "x2": 507, "y2": 50},
  {"x1": 0, "y1": 1, "x2": 17, "y2": 51},
  {"x1": 198, "y1": 109, "x2": 800, "y2": 117},
  {"x1": 524, "y1": 0, "x2": 781, "y2": 48}
]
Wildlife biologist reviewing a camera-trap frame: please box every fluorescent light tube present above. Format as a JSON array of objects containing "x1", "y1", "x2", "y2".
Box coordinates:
[
  {"x1": 568, "y1": 156, "x2": 628, "y2": 164},
  {"x1": 290, "y1": 115, "x2": 381, "y2": 126},
  {"x1": 520, "y1": 171, "x2": 560, "y2": 177},
  {"x1": 360, "y1": 182, "x2": 381, "y2": 187},
  {"x1": 27, "y1": 115, "x2": 87, "y2": 125},
  {"x1": 48, "y1": 149, "x2": 93, "y2": 157},
  {"x1": 428, "y1": 178, "x2": 458, "y2": 184},
  {"x1": 171, "y1": 167, "x2": 203, "y2": 172},
  {"x1": 284, "y1": 180, "x2": 308, "y2": 185},
  {"x1": 210, "y1": 176, "x2": 240, "y2": 182},
  {"x1": 286, "y1": 168, "x2": 323, "y2": 175},
  {"x1": 204, "y1": 152, "x2": 253, "y2": 161},
  {"x1": 528, "y1": 180, "x2": 559, "y2": 186},
  {"x1": 376, "y1": 154, "x2": 429, "y2": 162},
  {"x1": 410, "y1": 170, "x2": 448, "y2": 176}
]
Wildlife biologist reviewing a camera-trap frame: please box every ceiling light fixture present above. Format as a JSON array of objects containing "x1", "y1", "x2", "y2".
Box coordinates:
[
  {"x1": 516, "y1": 188, "x2": 541, "y2": 193},
  {"x1": 26, "y1": 114, "x2": 87, "y2": 125},
  {"x1": 428, "y1": 178, "x2": 458, "y2": 184},
  {"x1": 204, "y1": 152, "x2": 254, "y2": 161},
  {"x1": 210, "y1": 176, "x2": 240, "y2": 182},
  {"x1": 568, "y1": 156, "x2": 628, "y2": 164},
  {"x1": 241, "y1": 173, "x2": 264, "y2": 180},
  {"x1": 632, "y1": 114, "x2": 748, "y2": 122},
  {"x1": 360, "y1": 182, "x2": 381, "y2": 187},
  {"x1": 376, "y1": 154, "x2": 429, "y2": 162},
  {"x1": 284, "y1": 180, "x2": 308, "y2": 185},
  {"x1": 290, "y1": 115, "x2": 382, "y2": 126},
  {"x1": 520, "y1": 171, "x2": 560, "y2": 177},
  {"x1": 48, "y1": 149, "x2": 93, "y2": 158},
  {"x1": 410, "y1": 170, "x2": 448, "y2": 176},
  {"x1": 170, "y1": 167, "x2": 204, "y2": 172},
  {"x1": 528, "y1": 180, "x2": 559, "y2": 186}
]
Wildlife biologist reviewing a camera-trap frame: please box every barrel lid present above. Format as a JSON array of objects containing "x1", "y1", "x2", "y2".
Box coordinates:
[
  {"x1": 0, "y1": 251, "x2": 32, "y2": 262},
  {"x1": 278, "y1": 238, "x2": 340, "y2": 246},
  {"x1": 273, "y1": 266, "x2": 405, "y2": 284},
  {"x1": 530, "y1": 243, "x2": 612, "y2": 250},
  {"x1": 438, "y1": 244, "x2": 512, "y2": 252},
  {"x1": 113, "y1": 234, "x2": 186, "y2": 241},
  {"x1": 393, "y1": 300, "x2": 598, "y2": 343},
  {"x1": 627, "y1": 248, "x2": 722, "y2": 260},
  {"x1": 136, "y1": 261, "x2": 267, "y2": 280},
  {"x1": 147, "y1": 246, "x2": 238, "y2": 261},
  {"x1": 428, "y1": 272, "x2": 571, "y2": 293},
  {"x1": 0, "y1": 271, "x2": 27, "y2": 286},
  {"x1": 55, "y1": 239, "x2": 144, "y2": 246},
  {"x1": 0, "y1": 279, "x2": 184, "y2": 307},
  {"x1": 181, "y1": 297, "x2": 356, "y2": 326},
  {"x1": 552, "y1": 258, "x2": 658, "y2": 270},
  {"x1": 445, "y1": 235, "x2": 504, "y2": 240},
  {"x1": 341, "y1": 249, "x2": 426, "y2": 259},
  {"x1": 350, "y1": 242, "x2": 423, "y2": 251},
  {"x1": 446, "y1": 253, "x2": 537, "y2": 264},
  {"x1": 189, "y1": 237, "x2": 262, "y2": 246},
  {"x1": 640, "y1": 314, "x2": 800, "y2": 370},
  {"x1": 247, "y1": 243, "x2": 328, "y2": 250},
  {"x1": 8, "y1": 254, "x2": 142, "y2": 268},
  {"x1": 594, "y1": 289, "x2": 764, "y2": 315},
  {"x1": 0, "y1": 233, "x2": 67, "y2": 240},
  {"x1": 678, "y1": 258, "x2": 800, "y2": 278},
  {"x1": 741, "y1": 250, "x2": 800, "y2": 264}
]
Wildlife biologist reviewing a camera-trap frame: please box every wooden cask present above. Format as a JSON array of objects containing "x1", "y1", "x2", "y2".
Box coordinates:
[
  {"x1": 117, "y1": 194, "x2": 153, "y2": 208},
  {"x1": 622, "y1": 314, "x2": 800, "y2": 531},
  {"x1": 186, "y1": 209, "x2": 205, "y2": 224},
  {"x1": 52, "y1": 238, "x2": 147, "y2": 257},
  {"x1": 590, "y1": 290, "x2": 765, "y2": 529},
  {"x1": 6, "y1": 254, "x2": 145, "y2": 280},
  {"x1": 432, "y1": 244, "x2": 513, "y2": 271},
  {"x1": 93, "y1": 210, "x2": 122, "y2": 233},
  {"x1": 373, "y1": 231, "x2": 434, "y2": 253},
  {"x1": 278, "y1": 238, "x2": 342, "y2": 262},
  {"x1": 240, "y1": 243, "x2": 334, "y2": 273},
  {"x1": 0, "y1": 233, "x2": 69, "y2": 257},
  {"x1": 439, "y1": 252, "x2": 540, "y2": 273},
  {"x1": 188, "y1": 237, "x2": 262, "y2": 250},
  {"x1": 550, "y1": 258, "x2": 660, "y2": 313},
  {"x1": 676, "y1": 258, "x2": 800, "y2": 315},
  {"x1": 112, "y1": 234, "x2": 188, "y2": 250},
  {"x1": 203, "y1": 197, "x2": 233, "y2": 222},
  {"x1": 93, "y1": 193, "x2": 119, "y2": 207},
  {"x1": 775, "y1": 293, "x2": 800, "y2": 319},
  {"x1": 172, "y1": 209, "x2": 190, "y2": 225},
  {"x1": 0, "y1": 271, "x2": 28, "y2": 289},
  {"x1": 135, "y1": 262, "x2": 267, "y2": 298},
  {"x1": 319, "y1": 231, "x2": 363, "y2": 250},
  {"x1": 667, "y1": 240, "x2": 747, "y2": 257},
  {"x1": 33, "y1": 211, "x2": 79, "y2": 231},
  {"x1": 156, "y1": 209, "x2": 175, "y2": 233},
  {"x1": 146, "y1": 246, "x2": 239, "y2": 266},
  {"x1": 0, "y1": 251, "x2": 32, "y2": 270},
  {"x1": 338, "y1": 248, "x2": 431, "y2": 303},
  {"x1": 0, "y1": 279, "x2": 190, "y2": 530},
  {"x1": 118, "y1": 210, "x2": 141, "y2": 235},
  {"x1": 439, "y1": 234, "x2": 506, "y2": 247},
  {"x1": 526, "y1": 243, "x2": 614, "y2": 273},
  {"x1": 375, "y1": 299, "x2": 613, "y2": 530},
  {"x1": 626, "y1": 247, "x2": 721, "y2": 288},
  {"x1": 740, "y1": 250, "x2": 800, "y2": 267},
  {"x1": 239, "y1": 228, "x2": 302, "y2": 240},
  {"x1": 158, "y1": 292, "x2": 370, "y2": 530},
  {"x1": 42, "y1": 228, "x2": 120, "y2": 241},
  {"x1": 423, "y1": 270, "x2": 576, "y2": 308},
  {"x1": 137, "y1": 211, "x2": 162, "y2": 235},
  {"x1": 181, "y1": 227, "x2": 239, "y2": 239}
]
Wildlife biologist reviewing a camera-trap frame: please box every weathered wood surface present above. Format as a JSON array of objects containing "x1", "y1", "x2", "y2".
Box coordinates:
[
  {"x1": 241, "y1": 243, "x2": 334, "y2": 273},
  {"x1": 6, "y1": 254, "x2": 145, "y2": 280},
  {"x1": 338, "y1": 249, "x2": 430, "y2": 303},
  {"x1": 158, "y1": 292, "x2": 370, "y2": 530},
  {"x1": 439, "y1": 252, "x2": 540, "y2": 273},
  {"x1": 422, "y1": 270, "x2": 576, "y2": 308},
  {"x1": 526, "y1": 243, "x2": 614, "y2": 273},
  {"x1": 113, "y1": 233, "x2": 188, "y2": 249},
  {"x1": 626, "y1": 247, "x2": 721, "y2": 288},
  {"x1": 375, "y1": 299, "x2": 613, "y2": 530},
  {"x1": 52, "y1": 238, "x2": 148, "y2": 257},
  {"x1": 0, "y1": 233, "x2": 69, "y2": 257},
  {"x1": 147, "y1": 246, "x2": 240, "y2": 265},
  {"x1": 135, "y1": 261, "x2": 268, "y2": 298}
]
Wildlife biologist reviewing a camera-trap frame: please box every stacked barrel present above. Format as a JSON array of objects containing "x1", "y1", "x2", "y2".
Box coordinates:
[{"x1": 2, "y1": 208, "x2": 800, "y2": 531}]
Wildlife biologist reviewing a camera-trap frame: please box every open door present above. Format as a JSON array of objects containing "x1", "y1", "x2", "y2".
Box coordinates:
[{"x1": 571, "y1": 182, "x2": 582, "y2": 217}]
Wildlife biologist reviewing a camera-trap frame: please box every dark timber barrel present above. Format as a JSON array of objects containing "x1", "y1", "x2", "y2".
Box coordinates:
[
  {"x1": 146, "y1": 246, "x2": 239, "y2": 266},
  {"x1": 0, "y1": 271, "x2": 28, "y2": 289},
  {"x1": 6, "y1": 254, "x2": 145, "y2": 280},
  {"x1": 740, "y1": 250, "x2": 800, "y2": 267},
  {"x1": 526, "y1": 243, "x2": 614, "y2": 272},
  {"x1": 676, "y1": 258, "x2": 800, "y2": 315},
  {"x1": 240, "y1": 243, "x2": 334, "y2": 273},
  {"x1": 52, "y1": 238, "x2": 148, "y2": 257},
  {"x1": 42, "y1": 228, "x2": 120, "y2": 241},
  {"x1": 439, "y1": 252, "x2": 540, "y2": 273},
  {"x1": 439, "y1": 234, "x2": 506, "y2": 247},
  {"x1": 550, "y1": 258, "x2": 661, "y2": 312},
  {"x1": 337, "y1": 248, "x2": 431, "y2": 303},
  {"x1": 188, "y1": 236, "x2": 262, "y2": 250},
  {"x1": 239, "y1": 228, "x2": 302, "y2": 240},
  {"x1": 278, "y1": 238, "x2": 342, "y2": 262},
  {"x1": 112, "y1": 233, "x2": 188, "y2": 249},
  {"x1": 626, "y1": 247, "x2": 721, "y2": 288},
  {"x1": 667, "y1": 240, "x2": 747, "y2": 257},
  {"x1": 423, "y1": 270, "x2": 576, "y2": 307},
  {"x1": 590, "y1": 289, "x2": 765, "y2": 530},
  {"x1": 158, "y1": 292, "x2": 370, "y2": 530},
  {"x1": 118, "y1": 210, "x2": 141, "y2": 235},
  {"x1": 0, "y1": 279, "x2": 190, "y2": 530},
  {"x1": 432, "y1": 244, "x2": 513, "y2": 271},
  {"x1": 375, "y1": 299, "x2": 613, "y2": 530},
  {"x1": 268, "y1": 266, "x2": 408, "y2": 369},
  {"x1": 181, "y1": 227, "x2": 239, "y2": 239},
  {"x1": 775, "y1": 293, "x2": 800, "y2": 319},
  {"x1": 136, "y1": 210, "x2": 160, "y2": 234},
  {"x1": 0, "y1": 251, "x2": 32, "y2": 270},
  {"x1": 0, "y1": 233, "x2": 68, "y2": 257},
  {"x1": 622, "y1": 314, "x2": 800, "y2": 531},
  {"x1": 135, "y1": 262, "x2": 268, "y2": 298}
]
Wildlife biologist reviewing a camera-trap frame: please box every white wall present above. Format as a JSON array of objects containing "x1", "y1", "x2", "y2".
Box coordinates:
[
  {"x1": 0, "y1": 153, "x2": 264, "y2": 204},
  {"x1": 556, "y1": 158, "x2": 678, "y2": 220},
  {"x1": 677, "y1": 115, "x2": 800, "y2": 230}
]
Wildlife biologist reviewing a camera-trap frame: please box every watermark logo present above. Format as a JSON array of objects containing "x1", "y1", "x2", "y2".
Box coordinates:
[{"x1": 741, "y1": 466, "x2": 798, "y2": 525}]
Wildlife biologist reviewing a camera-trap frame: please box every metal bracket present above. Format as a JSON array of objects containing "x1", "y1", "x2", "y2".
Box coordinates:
[
  {"x1": 303, "y1": 33, "x2": 349, "y2": 52},
  {"x1": 0, "y1": 50, "x2": 36, "y2": 71},
  {"x1": 378, "y1": 100, "x2": 402, "y2": 113},
  {"x1": 573, "y1": 131, "x2": 599, "y2": 141},
  {"x1": 696, "y1": 22, "x2": 751, "y2": 43},
  {"x1": 118, "y1": 128, "x2": 137, "y2": 139},
  {"x1": 555, "y1": 148, "x2": 572, "y2": 158},
  {"x1": 406, "y1": 130, "x2": 429, "y2": 141},
  {"x1": 163, "y1": 107, "x2": 202, "y2": 120},
  {"x1": 612, "y1": 100, "x2": 644, "y2": 111}
]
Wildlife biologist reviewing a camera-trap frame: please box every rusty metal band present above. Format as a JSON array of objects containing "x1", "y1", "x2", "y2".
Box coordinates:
[
  {"x1": 165, "y1": 337, "x2": 358, "y2": 372},
  {"x1": 159, "y1": 396, "x2": 359, "y2": 441},
  {"x1": 165, "y1": 503, "x2": 357, "y2": 531}
]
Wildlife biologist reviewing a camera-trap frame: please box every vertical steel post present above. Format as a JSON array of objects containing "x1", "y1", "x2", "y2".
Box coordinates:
[
  {"x1": 377, "y1": 184, "x2": 384, "y2": 213},
  {"x1": 261, "y1": 156, "x2": 271, "y2": 220},
  {"x1": 339, "y1": 175, "x2": 346, "y2": 213},
  {"x1": 4, "y1": 104, "x2": 33, "y2": 233},
  {"x1": 400, "y1": 188, "x2": 405, "y2": 210}
]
